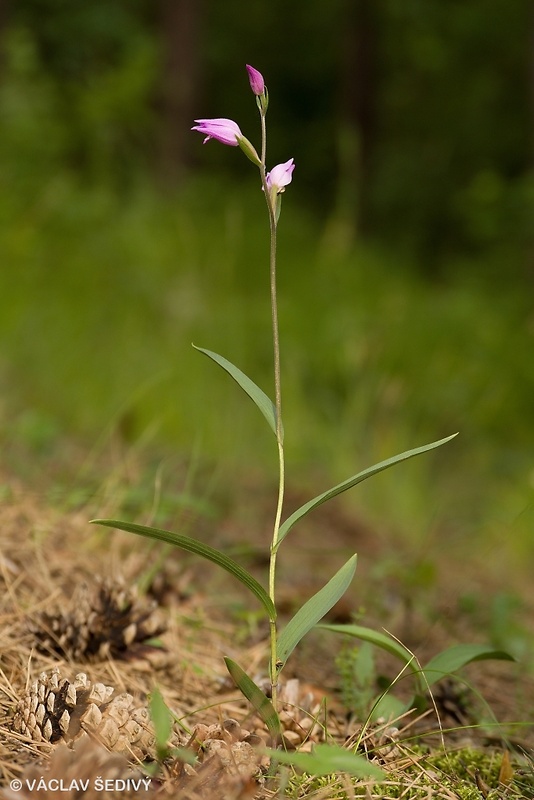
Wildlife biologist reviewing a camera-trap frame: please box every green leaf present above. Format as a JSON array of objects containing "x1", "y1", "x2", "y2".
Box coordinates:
[
  {"x1": 421, "y1": 643, "x2": 514, "y2": 689},
  {"x1": 168, "y1": 746, "x2": 197, "y2": 766},
  {"x1": 276, "y1": 434, "x2": 458, "y2": 547},
  {"x1": 264, "y1": 743, "x2": 384, "y2": 779},
  {"x1": 149, "y1": 687, "x2": 172, "y2": 760},
  {"x1": 318, "y1": 624, "x2": 419, "y2": 676},
  {"x1": 224, "y1": 658, "x2": 280, "y2": 739},
  {"x1": 91, "y1": 519, "x2": 275, "y2": 621},
  {"x1": 277, "y1": 555, "x2": 357, "y2": 666},
  {"x1": 193, "y1": 346, "x2": 280, "y2": 439},
  {"x1": 322, "y1": 628, "x2": 515, "y2": 710},
  {"x1": 369, "y1": 692, "x2": 410, "y2": 723}
]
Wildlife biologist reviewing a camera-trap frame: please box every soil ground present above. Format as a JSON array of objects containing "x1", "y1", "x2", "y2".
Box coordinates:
[{"x1": 1, "y1": 455, "x2": 533, "y2": 797}]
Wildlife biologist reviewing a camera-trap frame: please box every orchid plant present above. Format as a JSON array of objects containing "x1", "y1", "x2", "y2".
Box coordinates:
[{"x1": 92, "y1": 66, "x2": 511, "y2": 772}]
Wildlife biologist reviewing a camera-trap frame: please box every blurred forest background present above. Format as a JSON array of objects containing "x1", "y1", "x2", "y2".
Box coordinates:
[{"x1": 0, "y1": 0, "x2": 533, "y2": 567}]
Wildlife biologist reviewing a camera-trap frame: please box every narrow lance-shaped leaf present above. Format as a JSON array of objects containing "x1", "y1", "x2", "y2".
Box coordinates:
[
  {"x1": 91, "y1": 519, "x2": 275, "y2": 621},
  {"x1": 319, "y1": 624, "x2": 422, "y2": 720},
  {"x1": 149, "y1": 687, "x2": 173, "y2": 760},
  {"x1": 277, "y1": 555, "x2": 357, "y2": 666},
  {"x1": 320, "y1": 627, "x2": 515, "y2": 708},
  {"x1": 276, "y1": 433, "x2": 458, "y2": 548},
  {"x1": 264, "y1": 743, "x2": 385, "y2": 780},
  {"x1": 317, "y1": 624, "x2": 419, "y2": 677},
  {"x1": 421, "y1": 643, "x2": 515, "y2": 689},
  {"x1": 193, "y1": 346, "x2": 281, "y2": 440},
  {"x1": 369, "y1": 692, "x2": 410, "y2": 723},
  {"x1": 224, "y1": 658, "x2": 280, "y2": 740}
]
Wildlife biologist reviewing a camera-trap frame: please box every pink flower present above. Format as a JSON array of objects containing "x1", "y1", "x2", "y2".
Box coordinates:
[
  {"x1": 266, "y1": 159, "x2": 295, "y2": 192},
  {"x1": 246, "y1": 64, "x2": 265, "y2": 96},
  {"x1": 191, "y1": 118, "x2": 242, "y2": 146}
]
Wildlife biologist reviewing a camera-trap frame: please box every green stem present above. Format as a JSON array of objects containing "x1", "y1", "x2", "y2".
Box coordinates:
[{"x1": 259, "y1": 108, "x2": 285, "y2": 713}]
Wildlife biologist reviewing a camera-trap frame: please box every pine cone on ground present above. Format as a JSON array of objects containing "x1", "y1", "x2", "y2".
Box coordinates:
[
  {"x1": 169, "y1": 718, "x2": 263, "y2": 800},
  {"x1": 12, "y1": 668, "x2": 156, "y2": 760},
  {"x1": 170, "y1": 756, "x2": 258, "y2": 800},
  {"x1": 29, "y1": 578, "x2": 166, "y2": 661},
  {"x1": 0, "y1": 733, "x2": 155, "y2": 800},
  {"x1": 277, "y1": 678, "x2": 335, "y2": 751},
  {"x1": 253, "y1": 677, "x2": 328, "y2": 751}
]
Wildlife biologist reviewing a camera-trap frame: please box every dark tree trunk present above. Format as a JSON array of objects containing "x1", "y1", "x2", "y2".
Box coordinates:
[
  {"x1": 156, "y1": 0, "x2": 204, "y2": 184},
  {"x1": 530, "y1": 1, "x2": 534, "y2": 167},
  {"x1": 527, "y1": 0, "x2": 534, "y2": 277},
  {"x1": 339, "y1": 0, "x2": 379, "y2": 236},
  {"x1": 0, "y1": 0, "x2": 10, "y2": 74}
]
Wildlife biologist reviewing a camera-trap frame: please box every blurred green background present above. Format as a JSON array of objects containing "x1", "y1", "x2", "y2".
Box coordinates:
[{"x1": 0, "y1": 0, "x2": 533, "y2": 562}]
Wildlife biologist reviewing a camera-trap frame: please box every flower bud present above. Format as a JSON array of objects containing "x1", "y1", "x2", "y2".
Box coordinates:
[{"x1": 246, "y1": 64, "x2": 265, "y2": 96}]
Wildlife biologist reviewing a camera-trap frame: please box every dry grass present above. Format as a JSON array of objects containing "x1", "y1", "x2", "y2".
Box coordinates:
[
  {"x1": 0, "y1": 472, "x2": 256, "y2": 790},
  {"x1": 1, "y1": 465, "x2": 533, "y2": 799}
]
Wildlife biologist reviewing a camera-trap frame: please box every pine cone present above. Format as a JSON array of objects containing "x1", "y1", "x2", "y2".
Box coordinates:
[
  {"x1": 170, "y1": 719, "x2": 263, "y2": 799},
  {"x1": 12, "y1": 668, "x2": 155, "y2": 760},
  {"x1": 29, "y1": 578, "x2": 166, "y2": 661},
  {"x1": 171, "y1": 757, "x2": 258, "y2": 800},
  {"x1": 277, "y1": 678, "x2": 327, "y2": 750},
  {"x1": 0, "y1": 734, "x2": 155, "y2": 799}
]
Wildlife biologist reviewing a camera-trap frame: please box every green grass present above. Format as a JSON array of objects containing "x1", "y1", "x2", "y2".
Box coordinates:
[
  {"x1": 284, "y1": 746, "x2": 532, "y2": 799},
  {"x1": 1, "y1": 175, "x2": 532, "y2": 565}
]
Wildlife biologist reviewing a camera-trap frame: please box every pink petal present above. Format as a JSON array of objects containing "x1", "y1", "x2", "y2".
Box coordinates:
[
  {"x1": 266, "y1": 158, "x2": 295, "y2": 190},
  {"x1": 191, "y1": 118, "x2": 242, "y2": 146},
  {"x1": 246, "y1": 65, "x2": 265, "y2": 96}
]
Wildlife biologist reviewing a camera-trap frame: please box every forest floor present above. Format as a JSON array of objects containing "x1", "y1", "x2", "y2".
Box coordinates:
[{"x1": 1, "y1": 452, "x2": 534, "y2": 799}]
